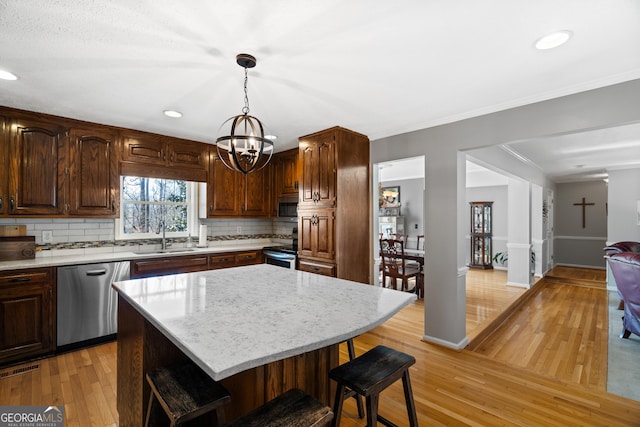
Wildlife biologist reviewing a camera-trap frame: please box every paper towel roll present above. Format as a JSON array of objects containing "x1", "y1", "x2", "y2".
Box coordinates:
[{"x1": 198, "y1": 224, "x2": 207, "y2": 247}]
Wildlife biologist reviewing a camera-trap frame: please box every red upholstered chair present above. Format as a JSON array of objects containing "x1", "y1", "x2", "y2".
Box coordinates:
[{"x1": 607, "y1": 252, "x2": 640, "y2": 339}]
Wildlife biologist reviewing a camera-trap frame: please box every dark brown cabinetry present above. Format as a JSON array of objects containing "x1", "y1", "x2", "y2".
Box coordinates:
[
  {"x1": 274, "y1": 148, "x2": 299, "y2": 197},
  {"x1": 130, "y1": 254, "x2": 210, "y2": 279},
  {"x1": 130, "y1": 250, "x2": 264, "y2": 278},
  {"x1": 297, "y1": 127, "x2": 370, "y2": 283},
  {"x1": 204, "y1": 150, "x2": 271, "y2": 218},
  {"x1": 0, "y1": 267, "x2": 55, "y2": 366},
  {"x1": 121, "y1": 130, "x2": 208, "y2": 182},
  {"x1": 68, "y1": 127, "x2": 119, "y2": 217},
  {"x1": 0, "y1": 115, "x2": 7, "y2": 215},
  {"x1": 0, "y1": 108, "x2": 121, "y2": 218},
  {"x1": 7, "y1": 116, "x2": 67, "y2": 215},
  {"x1": 469, "y1": 201, "x2": 493, "y2": 269}
]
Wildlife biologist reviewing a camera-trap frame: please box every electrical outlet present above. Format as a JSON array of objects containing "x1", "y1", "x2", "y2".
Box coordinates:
[
  {"x1": 236, "y1": 226, "x2": 242, "y2": 234},
  {"x1": 42, "y1": 230, "x2": 53, "y2": 243}
]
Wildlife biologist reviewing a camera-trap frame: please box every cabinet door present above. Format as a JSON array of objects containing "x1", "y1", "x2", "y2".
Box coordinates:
[
  {"x1": 8, "y1": 118, "x2": 67, "y2": 215},
  {"x1": 299, "y1": 136, "x2": 335, "y2": 208},
  {"x1": 274, "y1": 148, "x2": 299, "y2": 197},
  {"x1": 166, "y1": 140, "x2": 207, "y2": 169},
  {"x1": 298, "y1": 209, "x2": 335, "y2": 261},
  {"x1": 0, "y1": 115, "x2": 7, "y2": 215},
  {"x1": 121, "y1": 132, "x2": 165, "y2": 166},
  {"x1": 68, "y1": 127, "x2": 119, "y2": 217},
  {"x1": 0, "y1": 268, "x2": 55, "y2": 365},
  {"x1": 207, "y1": 152, "x2": 241, "y2": 216},
  {"x1": 242, "y1": 165, "x2": 270, "y2": 217}
]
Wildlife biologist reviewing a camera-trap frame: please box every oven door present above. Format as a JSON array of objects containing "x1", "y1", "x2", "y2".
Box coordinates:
[{"x1": 263, "y1": 250, "x2": 296, "y2": 270}]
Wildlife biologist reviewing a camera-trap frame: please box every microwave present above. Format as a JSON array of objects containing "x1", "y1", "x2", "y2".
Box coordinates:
[{"x1": 277, "y1": 196, "x2": 298, "y2": 218}]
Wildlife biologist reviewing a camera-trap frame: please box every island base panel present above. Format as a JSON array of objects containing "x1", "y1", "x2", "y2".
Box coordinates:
[{"x1": 116, "y1": 296, "x2": 339, "y2": 426}]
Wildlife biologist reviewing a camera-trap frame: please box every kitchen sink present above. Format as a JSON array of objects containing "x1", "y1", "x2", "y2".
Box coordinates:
[{"x1": 133, "y1": 248, "x2": 197, "y2": 255}]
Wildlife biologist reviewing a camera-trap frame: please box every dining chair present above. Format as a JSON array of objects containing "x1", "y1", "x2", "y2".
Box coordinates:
[
  {"x1": 416, "y1": 235, "x2": 424, "y2": 250},
  {"x1": 380, "y1": 238, "x2": 422, "y2": 293}
]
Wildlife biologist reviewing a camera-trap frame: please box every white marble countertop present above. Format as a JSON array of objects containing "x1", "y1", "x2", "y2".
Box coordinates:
[
  {"x1": 112, "y1": 264, "x2": 416, "y2": 381},
  {"x1": 0, "y1": 239, "x2": 278, "y2": 271}
]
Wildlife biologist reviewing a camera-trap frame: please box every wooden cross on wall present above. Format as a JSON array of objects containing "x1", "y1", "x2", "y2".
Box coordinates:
[{"x1": 573, "y1": 197, "x2": 595, "y2": 228}]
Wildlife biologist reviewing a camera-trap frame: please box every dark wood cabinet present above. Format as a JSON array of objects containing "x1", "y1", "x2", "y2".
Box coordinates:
[
  {"x1": 7, "y1": 116, "x2": 67, "y2": 215},
  {"x1": 68, "y1": 127, "x2": 119, "y2": 217},
  {"x1": 469, "y1": 201, "x2": 493, "y2": 269},
  {"x1": 130, "y1": 254, "x2": 210, "y2": 279},
  {"x1": 299, "y1": 135, "x2": 336, "y2": 208},
  {"x1": 274, "y1": 148, "x2": 299, "y2": 198},
  {"x1": 0, "y1": 115, "x2": 7, "y2": 215},
  {"x1": 121, "y1": 131, "x2": 208, "y2": 182},
  {"x1": 209, "y1": 250, "x2": 262, "y2": 269},
  {"x1": 205, "y1": 150, "x2": 271, "y2": 218},
  {"x1": 0, "y1": 267, "x2": 56, "y2": 365},
  {"x1": 297, "y1": 127, "x2": 370, "y2": 283},
  {"x1": 298, "y1": 209, "x2": 335, "y2": 262}
]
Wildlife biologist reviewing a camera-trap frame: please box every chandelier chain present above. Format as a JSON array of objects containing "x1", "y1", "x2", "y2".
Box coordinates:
[{"x1": 242, "y1": 67, "x2": 250, "y2": 115}]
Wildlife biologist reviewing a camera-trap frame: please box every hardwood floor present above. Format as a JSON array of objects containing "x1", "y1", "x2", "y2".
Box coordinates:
[{"x1": 2, "y1": 267, "x2": 638, "y2": 426}]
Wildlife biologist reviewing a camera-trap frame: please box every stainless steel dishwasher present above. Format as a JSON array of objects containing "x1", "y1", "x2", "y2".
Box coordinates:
[{"x1": 57, "y1": 261, "x2": 130, "y2": 348}]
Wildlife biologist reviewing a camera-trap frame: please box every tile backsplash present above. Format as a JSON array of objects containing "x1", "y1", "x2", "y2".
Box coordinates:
[{"x1": 0, "y1": 217, "x2": 298, "y2": 248}]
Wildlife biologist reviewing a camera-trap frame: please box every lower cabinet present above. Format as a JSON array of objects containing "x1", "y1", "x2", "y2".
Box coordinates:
[
  {"x1": 298, "y1": 259, "x2": 336, "y2": 277},
  {"x1": 0, "y1": 267, "x2": 55, "y2": 366},
  {"x1": 131, "y1": 250, "x2": 264, "y2": 278}
]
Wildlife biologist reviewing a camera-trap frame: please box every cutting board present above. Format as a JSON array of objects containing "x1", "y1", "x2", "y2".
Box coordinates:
[{"x1": 0, "y1": 236, "x2": 36, "y2": 261}]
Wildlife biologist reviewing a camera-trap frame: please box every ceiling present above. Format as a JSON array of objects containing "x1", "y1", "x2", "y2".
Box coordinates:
[{"x1": 1, "y1": 1, "x2": 640, "y2": 182}]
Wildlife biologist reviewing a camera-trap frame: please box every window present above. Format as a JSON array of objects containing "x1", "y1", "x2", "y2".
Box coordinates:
[{"x1": 116, "y1": 176, "x2": 198, "y2": 240}]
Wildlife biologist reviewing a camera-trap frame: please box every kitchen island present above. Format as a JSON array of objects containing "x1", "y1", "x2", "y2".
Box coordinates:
[{"x1": 112, "y1": 264, "x2": 416, "y2": 425}]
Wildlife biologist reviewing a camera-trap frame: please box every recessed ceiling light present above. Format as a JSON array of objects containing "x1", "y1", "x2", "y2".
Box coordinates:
[
  {"x1": 535, "y1": 30, "x2": 572, "y2": 50},
  {"x1": 0, "y1": 69, "x2": 18, "y2": 80},
  {"x1": 163, "y1": 110, "x2": 182, "y2": 118}
]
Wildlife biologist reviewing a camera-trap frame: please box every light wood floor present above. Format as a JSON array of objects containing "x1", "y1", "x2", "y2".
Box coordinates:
[{"x1": 2, "y1": 267, "x2": 638, "y2": 426}]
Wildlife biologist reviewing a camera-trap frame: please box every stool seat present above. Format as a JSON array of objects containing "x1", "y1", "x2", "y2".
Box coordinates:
[
  {"x1": 145, "y1": 362, "x2": 231, "y2": 426},
  {"x1": 224, "y1": 388, "x2": 333, "y2": 427},
  {"x1": 329, "y1": 345, "x2": 418, "y2": 427}
]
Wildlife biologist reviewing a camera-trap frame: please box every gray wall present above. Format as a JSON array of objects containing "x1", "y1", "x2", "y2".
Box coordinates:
[
  {"x1": 554, "y1": 181, "x2": 608, "y2": 268},
  {"x1": 381, "y1": 178, "x2": 424, "y2": 242},
  {"x1": 607, "y1": 167, "x2": 640, "y2": 243}
]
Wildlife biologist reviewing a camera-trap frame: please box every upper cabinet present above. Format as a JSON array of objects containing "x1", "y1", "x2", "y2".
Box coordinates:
[
  {"x1": 120, "y1": 130, "x2": 208, "y2": 182},
  {"x1": 299, "y1": 134, "x2": 336, "y2": 208},
  {"x1": 68, "y1": 126, "x2": 119, "y2": 217},
  {"x1": 273, "y1": 148, "x2": 299, "y2": 198},
  {"x1": 1, "y1": 109, "x2": 120, "y2": 218},
  {"x1": 7, "y1": 115, "x2": 67, "y2": 215},
  {"x1": 203, "y1": 150, "x2": 271, "y2": 218}
]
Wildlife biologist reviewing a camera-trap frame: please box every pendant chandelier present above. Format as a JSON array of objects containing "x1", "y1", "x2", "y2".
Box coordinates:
[{"x1": 216, "y1": 53, "x2": 273, "y2": 174}]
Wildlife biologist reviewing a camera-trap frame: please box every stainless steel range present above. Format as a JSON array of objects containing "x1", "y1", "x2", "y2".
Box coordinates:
[{"x1": 263, "y1": 227, "x2": 298, "y2": 269}]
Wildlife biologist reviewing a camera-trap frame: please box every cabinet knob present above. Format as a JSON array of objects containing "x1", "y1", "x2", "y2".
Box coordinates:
[
  {"x1": 0, "y1": 196, "x2": 3, "y2": 211},
  {"x1": 9, "y1": 196, "x2": 15, "y2": 212}
]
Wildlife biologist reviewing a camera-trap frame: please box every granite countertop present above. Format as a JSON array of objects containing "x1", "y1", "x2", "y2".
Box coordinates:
[
  {"x1": 112, "y1": 264, "x2": 416, "y2": 380},
  {"x1": 0, "y1": 239, "x2": 278, "y2": 271}
]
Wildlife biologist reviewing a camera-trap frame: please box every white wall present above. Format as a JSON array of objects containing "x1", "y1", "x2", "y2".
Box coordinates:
[{"x1": 607, "y1": 167, "x2": 640, "y2": 243}]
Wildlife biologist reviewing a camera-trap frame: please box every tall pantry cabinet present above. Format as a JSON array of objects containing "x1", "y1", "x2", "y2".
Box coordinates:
[{"x1": 297, "y1": 127, "x2": 370, "y2": 284}]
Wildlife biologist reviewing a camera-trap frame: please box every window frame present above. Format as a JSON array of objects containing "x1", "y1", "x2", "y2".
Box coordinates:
[{"x1": 115, "y1": 176, "x2": 199, "y2": 241}]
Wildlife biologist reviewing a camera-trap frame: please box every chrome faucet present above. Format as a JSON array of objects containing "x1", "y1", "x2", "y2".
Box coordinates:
[{"x1": 157, "y1": 220, "x2": 167, "y2": 250}]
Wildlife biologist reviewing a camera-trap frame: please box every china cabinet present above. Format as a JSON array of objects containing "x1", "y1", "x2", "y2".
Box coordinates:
[{"x1": 469, "y1": 201, "x2": 493, "y2": 269}]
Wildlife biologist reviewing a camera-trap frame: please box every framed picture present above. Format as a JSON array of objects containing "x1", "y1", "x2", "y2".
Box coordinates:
[{"x1": 381, "y1": 186, "x2": 401, "y2": 208}]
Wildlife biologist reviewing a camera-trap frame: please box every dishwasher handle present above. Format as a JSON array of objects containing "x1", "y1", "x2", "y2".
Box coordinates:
[{"x1": 85, "y1": 269, "x2": 108, "y2": 276}]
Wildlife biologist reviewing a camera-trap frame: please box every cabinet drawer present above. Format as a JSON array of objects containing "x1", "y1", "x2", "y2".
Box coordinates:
[
  {"x1": 0, "y1": 267, "x2": 53, "y2": 287},
  {"x1": 235, "y1": 251, "x2": 261, "y2": 266},
  {"x1": 131, "y1": 255, "x2": 209, "y2": 278},
  {"x1": 209, "y1": 253, "x2": 237, "y2": 269},
  {"x1": 298, "y1": 259, "x2": 336, "y2": 277}
]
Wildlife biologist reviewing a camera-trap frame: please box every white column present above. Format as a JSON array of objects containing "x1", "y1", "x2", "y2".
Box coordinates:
[{"x1": 507, "y1": 178, "x2": 532, "y2": 288}]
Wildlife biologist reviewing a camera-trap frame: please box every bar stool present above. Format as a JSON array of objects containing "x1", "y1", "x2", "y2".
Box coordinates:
[
  {"x1": 344, "y1": 338, "x2": 365, "y2": 418},
  {"x1": 145, "y1": 362, "x2": 231, "y2": 427},
  {"x1": 223, "y1": 388, "x2": 333, "y2": 426},
  {"x1": 329, "y1": 345, "x2": 418, "y2": 427}
]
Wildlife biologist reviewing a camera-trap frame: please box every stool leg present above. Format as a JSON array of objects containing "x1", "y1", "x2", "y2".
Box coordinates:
[
  {"x1": 331, "y1": 383, "x2": 347, "y2": 427},
  {"x1": 365, "y1": 394, "x2": 379, "y2": 427},
  {"x1": 215, "y1": 407, "x2": 226, "y2": 426},
  {"x1": 402, "y1": 371, "x2": 418, "y2": 427},
  {"x1": 144, "y1": 393, "x2": 155, "y2": 427},
  {"x1": 346, "y1": 340, "x2": 365, "y2": 419}
]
